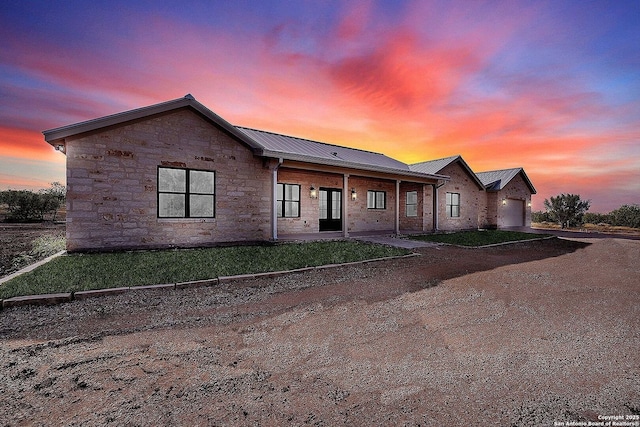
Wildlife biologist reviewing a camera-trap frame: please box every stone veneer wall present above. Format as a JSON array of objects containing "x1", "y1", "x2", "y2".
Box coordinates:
[
  {"x1": 276, "y1": 169, "x2": 343, "y2": 234},
  {"x1": 275, "y1": 170, "x2": 403, "y2": 235},
  {"x1": 65, "y1": 109, "x2": 272, "y2": 252},
  {"x1": 399, "y1": 182, "x2": 425, "y2": 232},
  {"x1": 348, "y1": 177, "x2": 396, "y2": 233},
  {"x1": 495, "y1": 173, "x2": 533, "y2": 227},
  {"x1": 484, "y1": 192, "x2": 499, "y2": 229},
  {"x1": 436, "y1": 162, "x2": 484, "y2": 231}
]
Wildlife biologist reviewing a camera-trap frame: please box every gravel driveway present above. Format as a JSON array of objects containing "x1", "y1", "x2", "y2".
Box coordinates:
[{"x1": 1, "y1": 237, "x2": 638, "y2": 426}]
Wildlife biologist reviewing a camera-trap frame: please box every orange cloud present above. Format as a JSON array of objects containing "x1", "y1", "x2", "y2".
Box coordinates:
[{"x1": 0, "y1": 127, "x2": 59, "y2": 162}]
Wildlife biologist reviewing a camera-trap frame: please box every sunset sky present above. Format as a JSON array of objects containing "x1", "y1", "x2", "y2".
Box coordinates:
[{"x1": 1, "y1": 0, "x2": 638, "y2": 212}]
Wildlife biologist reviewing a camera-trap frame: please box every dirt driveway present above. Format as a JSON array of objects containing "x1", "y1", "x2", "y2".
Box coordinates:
[{"x1": 1, "y1": 237, "x2": 638, "y2": 426}]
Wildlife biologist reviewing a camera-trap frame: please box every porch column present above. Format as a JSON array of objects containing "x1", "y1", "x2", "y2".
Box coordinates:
[
  {"x1": 422, "y1": 184, "x2": 429, "y2": 232},
  {"x1": 342, "y1": 174, "x2": 349, "y2": 238},
  {"x1": 395, "y1": 180, "x2": 400, "y2": 235},
  {"x1": 433, "y1": 183, "x2": 439, "y2": 231}
]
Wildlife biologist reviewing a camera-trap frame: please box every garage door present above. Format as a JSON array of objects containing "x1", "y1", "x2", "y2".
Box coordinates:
[{"x1": 501, "y1": 199, "x2": 524, "y2": 227}]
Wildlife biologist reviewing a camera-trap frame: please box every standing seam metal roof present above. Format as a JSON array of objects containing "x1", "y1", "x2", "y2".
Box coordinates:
[
  {"x1": 476, "y1": 168, "x2": 537, "y2": 193},
  {"x1": 235, "y1": 126, "x2": 412, "y2": 171},
  {"x1": 410, "y1": 155, "x2": 485, "y2": 190}
]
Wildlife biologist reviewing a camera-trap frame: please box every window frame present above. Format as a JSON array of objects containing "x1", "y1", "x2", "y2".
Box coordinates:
[
  {"x1": 406, "y1": 191, "x2": 418, "y2": 217},
  {"x1": 446, "y1": 192, "x2": 460, "y2": 218},
  {"x1": 277, "y1": 183, "x2": 301, "y2": 218},
  {"x1": 157, "y1": 166, "x2": 216, "y2": 219},
  {"x1": 367, "y1": 190, "x2": 387, "y2": 210}
]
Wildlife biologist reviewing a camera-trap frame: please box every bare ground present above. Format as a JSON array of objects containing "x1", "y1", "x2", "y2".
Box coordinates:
[
  {"x1": 0, "y1": 223, "x2": 65, "y2": 277},
  {"x1": 1, "y1": 237, "x2": 638, "y2": 426}
]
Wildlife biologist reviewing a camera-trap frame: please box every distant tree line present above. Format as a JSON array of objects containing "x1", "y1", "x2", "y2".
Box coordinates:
[
  {"x1": 0, "y1": 182, "x2": 66, "y2": 222},
  {"x1": 533, "y1": 193, "x2": 640, "y2": 229}
]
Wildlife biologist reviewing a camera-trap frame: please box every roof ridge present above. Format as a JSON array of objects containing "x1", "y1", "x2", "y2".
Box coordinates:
[
  {"x1": 410, "y1": 155, "x2": 461, "y2": 166},
  {"x1": 235, "y1": 126, "x2": 388, "y2": 157},
  {"x1": 477, "y1": 167, "x2": 522, "y2": 174}
]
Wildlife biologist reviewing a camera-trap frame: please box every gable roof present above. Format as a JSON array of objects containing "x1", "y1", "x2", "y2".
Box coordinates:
[
  {"x1": 476, "y1": 168, "x2": 537, "y2": 194},
  {"x1": 410, "y1": 155, "x2": 485, "y2": 190},
  {"x1": 43, "y1": 94, "x2": 262, "y2": 152},
  {"x1": 43, "y1": 94, "x2": 447, "y2": 181}
]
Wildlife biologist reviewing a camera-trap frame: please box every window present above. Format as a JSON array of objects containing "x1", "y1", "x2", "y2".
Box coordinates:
[
  {"x1": 367, "y1": 190, "x2": 386, "y2": 209},
  {"x1": 446, "y1": 192, "x2": 460, "y2": 218},
  {"x1": 406, "y1": 191, "x2": 418, "y2": 217},
  {"x1": 277, "y1": 183, "x2": 300, "y2": 217},
  {"x1": 158, "y1": 167, "x2": 215, "y2": 218}
]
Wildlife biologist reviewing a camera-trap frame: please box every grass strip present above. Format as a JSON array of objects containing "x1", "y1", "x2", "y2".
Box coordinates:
[
  {"x1": 0, "y1": 241, "x2": 409, "y2": 299},
  {"x1": 408, "y1": 230, "x2": 552, "y2": 247}
]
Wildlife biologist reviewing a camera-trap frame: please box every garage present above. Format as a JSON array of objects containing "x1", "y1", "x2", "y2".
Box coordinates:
[{"x1": 500, "y1": 198, "x2": 525, "y2": 227}]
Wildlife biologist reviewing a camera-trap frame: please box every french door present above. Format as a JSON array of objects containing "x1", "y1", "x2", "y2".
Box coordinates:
[{"x1": 319, "y1": 188, "x2": 342, "y2": 231}]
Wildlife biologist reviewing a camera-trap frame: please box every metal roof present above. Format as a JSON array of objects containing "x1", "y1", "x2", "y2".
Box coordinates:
[
  {"x1": 42, "y1": 94, "x2": 447, "y2": 182},
  {"x1": 476, "y1": 168, "x2": 537, "y2": 194},
  {"x1": 235, "y1": 127, "x2": 441, "y2": 179},
  {"x1": 410, "y1": 155, "x2": 485, "y2": 190}
]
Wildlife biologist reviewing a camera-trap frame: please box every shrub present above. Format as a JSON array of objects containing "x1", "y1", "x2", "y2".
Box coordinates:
[
  {"x1": 609, "y1": 204, "x2": 640, "y2": 229},
  {"x1": 583, "y1": 212, "x2": 611, "y2": 225}
]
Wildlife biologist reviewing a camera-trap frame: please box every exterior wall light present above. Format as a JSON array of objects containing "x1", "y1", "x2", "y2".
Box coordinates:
[
  {"x1": 55, "y1": 144, "x2": 65, "y2": 153},
  {"x1": 310, "y1": 185, "x2": 318, "y2": 199},
  {"x1": 351, "y1": 188, "x2": 357, "y2": 201},
  {"x1": 527, "y1": 201, "x2": 532, "y2": 207},
  {"x1": 502, "y1": 198, "x2": 507, "y2": 205}
]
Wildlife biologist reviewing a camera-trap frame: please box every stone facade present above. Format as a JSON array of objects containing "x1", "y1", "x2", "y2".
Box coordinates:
[
  {"x1": 435, "y1": 162, "x2": 485, "y2": 231},
  {"x1": 398, "y1": 182, "x2": 426, "y2": 232},
  {"x1": 54, "y1": 97, "x2": 537, "y2": 251},
  {"x1": 276, "y1": 170, "x2": 429, "y2": 235},
  {"x1": 65, "y1": 109, "x2": 272, "y2": 252}
]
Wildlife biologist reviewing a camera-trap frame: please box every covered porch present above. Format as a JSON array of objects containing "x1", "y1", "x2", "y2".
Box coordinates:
[{"x1": 269, "y1": 160, "x2": 447, "y2": 241}]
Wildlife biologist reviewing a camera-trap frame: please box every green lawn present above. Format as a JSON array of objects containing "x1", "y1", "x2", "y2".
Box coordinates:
[
  {"x1": 0, "y1": 241, "x2": 409, "y2": 299},
  {"x1": 408, "y1": 230, "x2": 552, "y2": 247}
]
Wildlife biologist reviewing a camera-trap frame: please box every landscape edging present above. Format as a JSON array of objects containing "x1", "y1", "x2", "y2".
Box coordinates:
[{"x1": 1, "y1": 252, "x2": 418, "y2": 309}]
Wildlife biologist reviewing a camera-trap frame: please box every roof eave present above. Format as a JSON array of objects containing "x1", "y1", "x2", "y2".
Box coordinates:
[{"x1": 263, "y1": 150, "x2": 448, "y2": 181}]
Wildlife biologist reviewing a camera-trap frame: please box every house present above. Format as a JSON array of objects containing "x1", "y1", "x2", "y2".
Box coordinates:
[
  {"x1": 476, "y1": 168, "x2": 537, "y2": 227},
  {"x1": 43, "y1": 94, "x2": 535, "y2": 252}
]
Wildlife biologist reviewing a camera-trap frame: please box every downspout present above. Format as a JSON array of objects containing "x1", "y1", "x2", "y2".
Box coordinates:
[
  {"x1": 271, "y1": 158, "x2": 283, "y2": 241},
  {"x1": 395, "y1": 180, "x2": 400, "y2": 235},
  {"x1": 342, "y1": 174, "x2": 349, "y2": 238}
]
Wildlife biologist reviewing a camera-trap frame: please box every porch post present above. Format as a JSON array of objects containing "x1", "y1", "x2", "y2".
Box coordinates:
[
  {"x1": 433, "y1": 183, "x2": 439, "y2": 231},
  {"x1": 395, "y1": 180, "x2": 400, "y2": 235},
  {"x1": 343, "y1": 174, "x2": 349, "y2": 238}
]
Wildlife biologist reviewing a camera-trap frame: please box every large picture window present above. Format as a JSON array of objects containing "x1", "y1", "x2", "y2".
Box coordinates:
[
  {"x1": 446, "y1": 192, "x2": 460, "y2": 218},
  {"x1": 367, "y1": 190, "x2": 386, "y2": 209},
  {"x1": 158, "y1": 167, "x2": 215, "y2": 218},
  {"x1": 277, "y1": 183, "x2": 300, "y2": 218},
  {"x1": 406, "y1": 191, "x2": 418, "y2": 217}
]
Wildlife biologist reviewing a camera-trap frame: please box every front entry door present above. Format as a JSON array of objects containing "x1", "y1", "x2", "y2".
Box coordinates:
[{"x1": 319, "y1": 188, "x2": 342, "y2": 231}]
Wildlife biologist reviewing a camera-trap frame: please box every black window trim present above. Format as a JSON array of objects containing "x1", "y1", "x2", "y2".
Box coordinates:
[
  {"x1": 367, "y1": 190, "x2": 387, "y2": 210},
  {"x1": 277, "y1": 182, "x2": 301, "y2": 218},
  {"x1": 157, "y1": 166, "x2": 216, "y2": 219}
]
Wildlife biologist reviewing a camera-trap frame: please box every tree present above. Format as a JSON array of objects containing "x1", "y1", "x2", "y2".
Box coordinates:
[
  {"x1": 0, "y1": 183, "x2": 66, "y2": 222},
  {"x1": 610, "y1": 204, "x2": 640, "y2": 229},
  {"x1": 543, "y1": 193, "x2": 591, "y2": 229}
]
